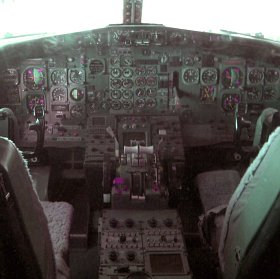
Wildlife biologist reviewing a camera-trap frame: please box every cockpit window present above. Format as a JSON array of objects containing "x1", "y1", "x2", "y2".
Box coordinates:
[{"x1": 0, "y1": 0, "x2": 279, "y2": 42}]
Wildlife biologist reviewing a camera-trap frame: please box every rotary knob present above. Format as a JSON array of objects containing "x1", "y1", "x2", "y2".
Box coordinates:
[
  {"x1": 109, "y1": 218, "x2": 118, "y2": 228},
  {"x1": 125, "y1": 218, "x2": 134, "y2": 228},
  {"x1": 109, "y1": 250, "x2": 118, "y2": 262},
  {"x1": 148, "y1": 217, "x2": 157, "y2": 228},
  {"x1": 126, "y1": 251, "x2": 136, "y2": 262},
  {"x1": 119, "y1": 233, "x2": 126, "y2": 243}
]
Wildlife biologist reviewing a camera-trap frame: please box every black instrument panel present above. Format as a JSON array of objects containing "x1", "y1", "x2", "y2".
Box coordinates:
[{"x1": 1, "y1": 25, "x2": 280, "y2": 147}]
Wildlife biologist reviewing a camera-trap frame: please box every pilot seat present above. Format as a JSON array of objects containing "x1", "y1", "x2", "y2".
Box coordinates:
[{"x1": 0, "y1": 136, "x2": 73, "y2": 279}]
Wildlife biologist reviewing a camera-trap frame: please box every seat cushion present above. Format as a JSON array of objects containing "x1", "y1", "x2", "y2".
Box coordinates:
[
  {"x1": 41, "y1": 201, "x2": 74, "y2": 278},
  {"x1": 195, "y1": 169, "x2": 240, "y2": 213}
]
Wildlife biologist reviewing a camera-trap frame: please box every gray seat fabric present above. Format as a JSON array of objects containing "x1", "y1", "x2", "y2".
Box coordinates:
[
  {"x1": 0, "y1": 136, "x2": 73, "y2": 278},
  {"x1": 195, "y1": 170, "x2": 240, "y2": 213},
  {"x1": 196, "y1": 108, "x2": 278, "y2": 253},
  {"x1": 219, "y1": 126, "x2": 280, "y2": 279}
]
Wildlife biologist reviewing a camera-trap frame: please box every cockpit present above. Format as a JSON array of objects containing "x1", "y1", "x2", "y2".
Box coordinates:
[{"x1": 1, "y1": 1, "x2": 280, "y2": 279}]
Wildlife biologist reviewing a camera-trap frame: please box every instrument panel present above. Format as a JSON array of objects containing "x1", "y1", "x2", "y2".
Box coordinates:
[{"x1": 1, "y1": 25, "x2": 280, "y2": 147}]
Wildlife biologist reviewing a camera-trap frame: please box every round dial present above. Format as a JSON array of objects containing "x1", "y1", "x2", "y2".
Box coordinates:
[
  {"x1": 70, "y1": 88, "x2": 85, "y2": 101},
  {"x1": 201, "y1": 68, "x2": 218, "y2": 85},
  {"x1": 245, "y1": 87, "x2": 262, "y2": 101},
  {"x1": 221, "y1": 67, "x2": 243, "y2": 89},
  {"x1": 146, "y1": 98, "x2": 157, "y2": 108},
  {"x1": 110, "y1": 56, "x2": 119, "y2": 66},
  {"x1": 52, "y1": 87, "x2": 67, "y2": 102},
  {"x1": 135, "y1": 98, "x2": 145, "y2": 109},
  {"x1": 146, "y1": 88, "x2": 157, "y2": 97},
  {"x1": 123, "y1": 68, "x2": 133, "y2": 78},
  {"x1": 51, "y1": 69, "x2": 67, "y2": 85},
  {"x1": 182, "y1": 68, "x2": 199, "y2": 84},
  {"x1": 70, "y1": 104, "x2": 84, "y2": 118},
  {"x1": 111, "y1": 79, "x2": 122, "y2": 89},
  {"x1": 122, "y1": 100, "x2": 133, "y2": 110},
  {"x1": 111, "y1": 100, "x2": 122, "y2": 110},
  {"x1": 23, "y1": 67, "x2": 46, "y2": 90},
  {"x1": 146, "y1": 76, "x2": 157, "y2": 86},
  {"x1": 135, "y1": 66, "x2": 146, "y2": 76},
  {"x1": 136, "y1": 88, "x2": 146, "y2": 97},
  {"x1": 135, "y1": 77, "x2": 146, "y2": 87},
  {"x1": 69, "y1": 69, "x2": 85, "y2": 84},
  {"x1": 26, "y1": 94, "x2": 45, "y2": 113},
  {"x1": 248, "y1": 68, "x2": 264, "y2": 84},
  {"x1": 121, "y1": 56, "x2": 133, "y2": 67},
  {"x1": 265, "y1": 69, "x2": 279, "y2": 83},
  {"x1": 184, "y1": 56, "x2": 194, "y2": 66},
  {"x1": 122, "y1": 79, "x2": 133, "y2": 88},
  {"x1": 200, "y1": 86, "x2": 216, "y2": 103},
  {"x1": 89, "y1": 59, "x2": 104, "y2": 74},
  {"x1": 222, "y1": 93, "x2": 240, "y2": 111},
  {"x1": 122, "y1": 90, "x2": 133, "y2": 99},
  {"x1": 146, "y1": 66, "x2": 157, "y2": 75},
  {"x1": 110, "y1": 90, "x2": 121, "y2": 99},
  {"x1": 111, "y1": 68, "x2": 122, "y2": 78}
]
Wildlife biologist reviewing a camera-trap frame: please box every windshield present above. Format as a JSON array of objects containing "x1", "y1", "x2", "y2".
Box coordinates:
[{"x1": 0, "y1": 0, "x2": 279, "y2": 42}]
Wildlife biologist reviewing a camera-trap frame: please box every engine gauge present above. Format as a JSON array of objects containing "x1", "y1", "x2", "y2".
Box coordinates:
[
  {"x1": 70, "y1": 104, "x2": 84, "y2": 118},
  {"x1": 200, "y1": 86, "x2": 216, "y2": 103},
  {"x1": 111, "y1": 100, "x2": 122, "y2": 110},
  {"x1": 122, "y1": 100, "x2": 133, "y2": 110},
  {"x1": 146, "y1": 88, "x2": 157, "y2": 97},
  {"x1": 222, "y1": 93, "x2": 241, "y2": 112},
  {"x1": 26, "y1": 94, "x2": 45, "y2": 113},
  {"x1": 70, "y1": 88, "x2": 85, "y2": 101},
  {"x1": 52, "y1": 86, "x2": 67, "y2": 102},
  {"x1": 122, "y1": 79, "x2": 133, "y2": 88},
  {"x1": 110, "y1": 56, "x2": 119, "y2": 66},
  {"x1": 221, "y1": 67, "x2": 243, "y2": 89},
  {"x1": 51, "y1": 69, "x2": 67, "y2": 85},
  {"x1": 23, "y1": 67, "x2": 46, "y2": 90},
  {"x1": 146, "y1": 66, "x2": 157, "y2": 75},
  {"x1": 146, "y1": 76, "x2": 157, "y2": 87},
  {"x1": 136, "y1": 88, "x2": 146, "y2": 97},
  {"x1": 123, "y1": 68, "x2": 133, "y2": 78},
  {"x1": 135, "y1": 66, "x2": 146, "y2": 76},
  {"x1": 201, "y1": 68, "x2": 218, "y2": 85},
  {"x1": 135, "y1": 98, "x2": 146, "y2": 109},
  {"x1": 245, "y1": 86, "x2": 262, "y2": 101},
  {"x1": 183, "y1": 56, "x2": 194, "y2": 66},
  {"x1": 120, "y1": 56, "x2": 133, "y2": 67},
  {"x1": 69, "y1": 69, "x2": 85, "y2": 84},
  {"x1": 122, "y1": 90, "x2": 133, "y2": 99},
  {"x1": 89, "y1": 59, "x2": 104, "y2": 74},
  {"x1": 111, "y1": 68, "x2": 122, "y2": 78},
  {"x1": 248, "y1": 68, "x2": 264, "y2": 84},
  {"x1": 110, "y1": 90, "x2": 121, "y2": 99},
  {"x1": 146, "y1": 98, "x2": 157, "y2": 108},
  {"x1": 135, "y1": 77, "x2": 146, "y2": 87},
  {"x1": 111, "y1": 79, "x2": 122, "y2": 89},
  {"x1": 265, "y1": 68, "x2": 279, "y2": 84},
  {"x1": 182, "y1": 68, "x2": 199, "y2": 84}
]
